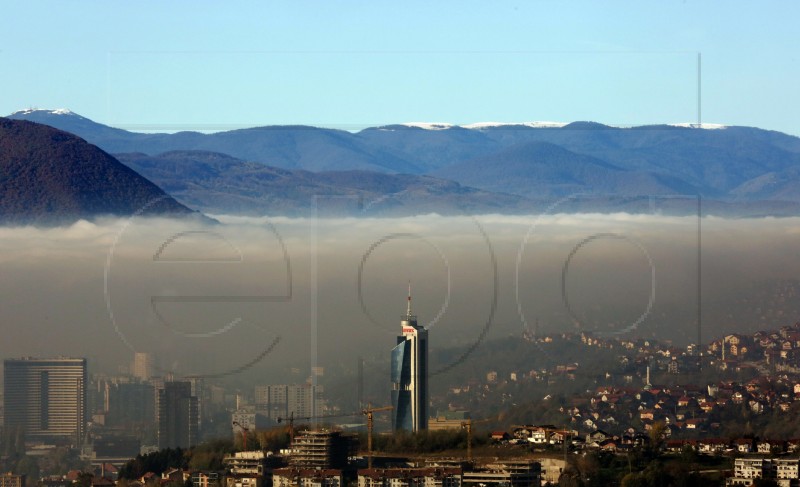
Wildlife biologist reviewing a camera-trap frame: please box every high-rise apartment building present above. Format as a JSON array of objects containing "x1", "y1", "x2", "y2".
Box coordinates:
[
  {"x1": 132, "y1": 352, "x2": 154, "y2": 381},
  {"x1": 157, "y1": 381, "x2": 198, "y2": 449},
  {"x1": 3, "y1": 357, "x2": 87, "y2": 445},
  {"x1": 254, "y1": 384, "x2": 324, "y2": 420},
  {"x1": 391, "y1": 288, "x2": 428, "y2": 432},
  {"x1": 104, "y1": 380, "x2": 156, "y2": 431}
]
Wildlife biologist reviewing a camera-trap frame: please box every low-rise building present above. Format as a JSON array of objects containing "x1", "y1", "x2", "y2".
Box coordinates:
[
  {"x1": 192, "y1": 471, "x2": 222, "y2": 487},
  {"x1": 734, "y1": 458, "x2": 773, "y2": 480},
  {"x1": 461, "y1": 461, "x2": 540, "y2": 487},
  {"x1": 225, "y1": 451, "x2": 269, "y2": 476},
  {"x1": 0, "y1": 474, "x2": 25, "y2": 487},
  {"x1": 273, "y1": 468, "x2": 342, "y2": 487},
  {"x1": 776, "y1": 459, "x2": 800, "y2": 481},
  {"x1": 538, "y1": 458, "x2": 566, "y2": 485},
  {"x1": 727, "y1": 457, "x2": 800, "y2": 486},
  {"x1": 428, "y1": 411, "x2": 470, "y2": 432},
  {"x1": 224, "y1": 451, "x2": 269, "y2": 487},
  {"x1": 358, "y1": 467, "x2": 462, "y2": 487}
]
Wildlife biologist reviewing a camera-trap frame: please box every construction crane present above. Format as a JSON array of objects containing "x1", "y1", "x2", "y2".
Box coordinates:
[
  {"x1": 362, "y1": 404, "x2": 393, "y2": 469},
  {"x1": 461, "y1": 417, "x2": 493, "y2": 462},
  {"x1": 232, "y1": 421, "x2": 250, "y2": 451},
  {"x1": 276, "y1": 411, "x2": 299, "y2": 444}
]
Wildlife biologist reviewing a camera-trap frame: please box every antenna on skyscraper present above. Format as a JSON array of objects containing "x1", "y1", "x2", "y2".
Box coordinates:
[{"x1": 407, "y1": 281, "x2": 412, "y2": 317}]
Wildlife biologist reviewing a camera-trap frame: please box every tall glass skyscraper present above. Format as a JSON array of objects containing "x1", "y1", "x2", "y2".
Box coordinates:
[
  {"x1": 391, "y1": 287, "x2": 428, "y2": 432},
  {"x1": 3, "y1": 357, "x2": 87, "y2": 445}
]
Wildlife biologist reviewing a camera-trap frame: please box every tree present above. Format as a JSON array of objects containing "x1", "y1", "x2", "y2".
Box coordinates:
[
  {"x1": 679, "y1": 444, "x2": 698, "y2": 465},
  {"x1": 41, "y1": 447, "x2": 85, "y2": 476},
  {"x1": 558, "y1": 464, "x2": 583, "y2": 487},
  {"x1": 575, "y1": 453, "x2": 600, "y2": 485},
  {"x1": 189, "y1": 439, "x2": 233, "y2": 471},
  {"x1": 76, "y1": 472, "x2": 94, "y2": 487},
  {"x1": 648, "y1": 421, "x2": 666, "y2": 453},
  {"x1": 255, "y1": 428, "x2": 290, "y2": 452},
  {"x1": 619, "y1": 473, "x2": 647, "y2": 487},
  {"x1": 118, "y1": 448, "x2": 187, "y2": 479}
]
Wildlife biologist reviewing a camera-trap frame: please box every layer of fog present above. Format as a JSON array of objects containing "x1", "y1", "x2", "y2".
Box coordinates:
[{"x1": 2, "y1": 211, "x2": 800, "y2": 387}]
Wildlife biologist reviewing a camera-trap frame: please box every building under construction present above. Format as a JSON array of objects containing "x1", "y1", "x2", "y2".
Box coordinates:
[
  {"x1": 288, "y1": 430, "x2": 358, "y2": 470},
  {"x1": 461, "y1": 461, "x2": 541, "y2": 487}
]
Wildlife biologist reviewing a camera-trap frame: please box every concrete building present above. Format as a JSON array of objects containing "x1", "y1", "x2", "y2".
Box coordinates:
[
  {"x1": 131, "y1": 353, "x2": 154, "y2": 381},
  {"x1": 255, "y1": 384, "x2": 325, "y2": 420},
  {"x1": 391, "y1": 288, "x2": 428, "y2": 432},
  {"x1": 273, "y1": 468, "x2": 343, "y2": 487},
  {"x1": 358, "y1": 467, "x2": 462, "y2": 487},
  {"x1": 3, "y1": 357, "x2": 87, "y2": 445},
  {"x1": 726, "y1": 457, "x2": 800, "y2": 486},
  {"x1": 157, "y1": 381, "x2": 198, "y2": 449},
  {"x1": 733, "y1": 458, "x2": 772, "y2": 480},
  {"x1": 191, "y1": 471, "x2": 222, "y2": 487},
  {"x1": 461, "y1": 462, "x2": 540, "y2": 487},
  {"x1": 0, "y1": 474, "x2": 25, "y2": 487},
  {"x1": 224, "y1": 451, "x2": 269, "y2": 487},
  {"x1": 225, "y1": 451, "x2": 268, "y2": 476},
  {"x1": 104, "y1": 380, "x2": 155, "y2": 431},
  {"x1": 226, "y1": 477, "x2": 262, "y2": 487},
  {"x1": 231, "y1": 410, "x2": 269, "y2": 445},
  {"x1": 777, "y1": 459, "x2": 800, "y2": 482},
  {"x1": 727, "y1": 458, "x2": 780, "y2": 486},
  {"x1": 538, "y1": 458, "x2": 567, "y2": 486},
  {"x1": 428, "y1": 411, "x2": 470, "y2": 432},
  {"x1": 288, "y1": 430, "x2": 358, "y2": 470}
]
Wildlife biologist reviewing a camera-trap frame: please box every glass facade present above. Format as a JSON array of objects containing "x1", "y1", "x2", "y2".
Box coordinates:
[
  {"x1": 391, "y1": 308, "x2": 428, "y2": 432},
  {"x1": 391, "y1": 340, "x2": 413, "y2": 431}
]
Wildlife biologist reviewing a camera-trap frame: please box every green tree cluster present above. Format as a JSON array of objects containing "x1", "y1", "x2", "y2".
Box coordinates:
[
  {"x1": 118, "y1": 448, "x2": 188, "y2": 479},
  {"x1": 619, "y1": 460, "x2": 705, "y2": 487},
  {"x1": 371, "y1": 429, "x2": 482, "y2": 454}
]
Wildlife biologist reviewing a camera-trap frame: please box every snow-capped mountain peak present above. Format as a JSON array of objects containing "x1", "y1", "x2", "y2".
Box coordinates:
[
  {"x1": 461, "y1": 121, "x2": 568, "y2": 129},
  {"x1": 398, "y1": 121, "x2": 728, "y2": 131},
  {"x1": 9, "y1": 108, "x2": 77, "y2": 117},
  {"x1": 398, "y1": 121, "x2": 570, "y2": 131},
  {"x1": 400, "y1": 122, "x2": 454, "y2": 130},
  {"x1": 667, "y1": 122, "x2": 728, "y2": 130}
]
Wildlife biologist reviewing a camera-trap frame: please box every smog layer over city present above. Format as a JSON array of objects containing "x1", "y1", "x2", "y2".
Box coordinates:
[{"x1": 2, "y1": 213, "x2": 800, "y2": 380}]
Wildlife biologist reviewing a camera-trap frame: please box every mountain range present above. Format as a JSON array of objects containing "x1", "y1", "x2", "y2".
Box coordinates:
[
  {"x1": 7, "y1": 109, "x2": 800, "y2": 217},
  {"x1": 0, "y1": 118, "x2": 195, "y2": 225},
  {"x1": 114, "y1": 150, "x2": 534, "y2": 216}
]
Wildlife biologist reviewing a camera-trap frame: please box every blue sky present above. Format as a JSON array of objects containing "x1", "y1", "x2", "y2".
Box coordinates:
[{"x1": 2, "y1": 1, "x2": 799, "y2": 134}]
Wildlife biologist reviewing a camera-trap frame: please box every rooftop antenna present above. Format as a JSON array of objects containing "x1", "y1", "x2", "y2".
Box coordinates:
[{"x1": 407, "y1": 281, "x2": 412, "y2": 317}]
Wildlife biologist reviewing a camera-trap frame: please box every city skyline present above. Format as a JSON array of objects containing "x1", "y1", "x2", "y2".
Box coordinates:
[{"x1": 3, "y1": 2, "x2": 800, "y2": 484}]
